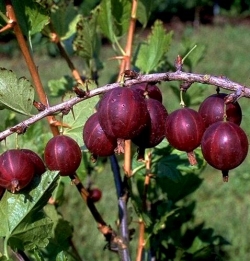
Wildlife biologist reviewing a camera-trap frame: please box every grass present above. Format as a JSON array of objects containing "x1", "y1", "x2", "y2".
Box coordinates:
[{"x1": 1, "y1": 21, "x2": 250, "y2": 260}]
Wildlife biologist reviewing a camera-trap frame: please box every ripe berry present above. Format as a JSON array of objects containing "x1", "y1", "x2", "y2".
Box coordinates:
[
  {"x1": 97, "y1": 87, "x2": 149, "y2": 139},
  {"x1": 130, "y1": 83, "x2": 163, "y2": 103},
  {"x1": 198, "y1": 93, "x2": 242, "y2": 128},
  {"x1": 0, "y1": 149, "x2": 35, "y2": 193},
  {"x1": 201, "y1": 121, "x2": 248, "y2": 176},
  {"x1": 88, "y1": 188, "x2": 102, "y2": 203},
  {"x1": 44, "y1": 135, "x2": 82, "y2": 176},
  {"x1": 83, "y1": 113, "x2": 117, "y2": 157},
  {"x1": 132, "y1": 98, "x2": 168, "y2": 148},
  {"x1": 21, "y1": 149, "x2": 46, "y2": 175},
  {"x1": 165, "y1": 107, "x2": 205, "y2": 165}
]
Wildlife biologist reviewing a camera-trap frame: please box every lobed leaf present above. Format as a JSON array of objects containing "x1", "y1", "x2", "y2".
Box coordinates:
[
  {"x1": 0, "y1": 68, "x2": 34, "y2": 115},
  {"x1": 12, "y1": 0, "x2": 49, "y2": 36},
  {"x1": 134, "y1": 20, "x2": 173, "y2": 73},
  {"x1": 50, "y1": 3, "x2": 81, "y2": 40}
]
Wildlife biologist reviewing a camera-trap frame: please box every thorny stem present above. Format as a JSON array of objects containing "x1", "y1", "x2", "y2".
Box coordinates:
[
  {"x1": 136, "y1": 151, "x2": 152, "y2": 261},
  {"x1": 4, "y1": 0, "x2": 59, "y2": 136},
  {"x1": 0, "y1": 70, "x2": 249, "y2": 141},
  {"x1": 69, "y1": 173, "x2": 117, "y2": 244},
  {"x1": 49, "y1": 24, "x2": 84, "y2": 85}
]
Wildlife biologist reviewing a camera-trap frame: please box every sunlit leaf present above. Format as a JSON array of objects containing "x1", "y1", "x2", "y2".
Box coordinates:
[
  {"x1": 134, "y1": 20, "x2": 173, "y2": 73},
  {"x1": 12, "y1": 0, "x2": 49, "y2": 36},
  {"x1": 50, "y1": 3, "x2": 80, "y2": 40},
  {"x1": 137, "y1": 0, "x2": 153, "y2": 27},
  {"x1": 0, "y1": 68, "x2": 34, "y2": 115}
]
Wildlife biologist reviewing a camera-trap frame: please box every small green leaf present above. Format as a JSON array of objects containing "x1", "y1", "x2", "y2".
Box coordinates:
[
  {"x1": 12, "y1": 0, "x2": 49, "y2": 36},
  {"x1": 48, "y1": 76, "x2": 75, "y2": 97},
  {"x1": 62, "y1": 87, "x2": 99, "y2": 145},
  {"x1": 73, "y1": 15, "x2": 99, "y2": 60},
  {"x1": 0, "y1": 171, "x2": 59, "y2": 251},
  {"x1": 0, "y1": 68, "x2": 34, "y2": 115},
  {"x1": 137, "y1": 0, "x2": 153, "y2": 27},
  {"x1": 134, "y1": 20, "x2": 173, "y2": 73},
  {"x1": 111, "y1": 0, "x2": 131, "y2": 37},
  {"x1": 50, "y1": 3, "x2": 80, "y2": 40},
  {"x1": 97, "y1": 0, "x2": 116, "y2": 42}
]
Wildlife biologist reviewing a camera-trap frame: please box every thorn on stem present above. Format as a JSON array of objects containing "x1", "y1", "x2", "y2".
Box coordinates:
[{"x1": 33, "y1": 100, "x2": 47, "y2": 111}]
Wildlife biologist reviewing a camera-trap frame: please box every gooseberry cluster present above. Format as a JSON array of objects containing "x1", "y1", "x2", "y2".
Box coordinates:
[
  {"x1": 0, "y1": 85, "x2": 248, "y2": 194},
  {"x1": 83, "y1": 85, "x2": 248, "y2": 181}
]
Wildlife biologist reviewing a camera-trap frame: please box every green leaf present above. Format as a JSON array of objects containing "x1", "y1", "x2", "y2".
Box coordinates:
[
  {"x1": 12, "y1": 0, "x2": 49, "y2": 36},
  {"x1": 134, "y1": 20, "x2": 173, "y2": 73},
  {"x1": 73, "y1": 14, "x2": 99, "y2": 60},
  {"x1": 111, "y1": 0, "x2": 131, "y2": 37},
  {"x1": 50, "y1": 3, "x2": 81, "y2": 40},
  {"x1": 0, "y1": 171, "x2": 59, "y2": 251},
  {"x1": 97, "y1": 0, "x2": 116, "y2": 42},
  {"x1": 97, "y1": 0, "x2": 131, "y2": 42},
  {"x1": 48, "y1": 76, "x2": 75, "y2": 97},
  {"x1": 0, "y1": 68, "x2": 34, "y2": 115},
  {"x1": 137, "y1": 0, "x2": 153, "y2": 27},
  {"x1": 62, "y1": 87, "x2": 99, "y2": 145}
]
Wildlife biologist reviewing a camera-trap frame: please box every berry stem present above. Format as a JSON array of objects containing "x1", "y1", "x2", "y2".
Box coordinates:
[{"x1": 187, "y1": 151, "x2": 197, "y2": 165}]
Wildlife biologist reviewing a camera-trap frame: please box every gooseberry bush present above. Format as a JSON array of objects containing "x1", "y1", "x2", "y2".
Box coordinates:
[{"x1": 0, "y1": 0, "x2": 249, "y2": 260}]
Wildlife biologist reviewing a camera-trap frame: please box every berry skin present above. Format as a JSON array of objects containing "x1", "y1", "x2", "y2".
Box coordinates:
[
  {"x1": 88, "y1": 188, "x2": 102, "y2": 202},
  {"x1": 198, "y1": 93, "x2": 242, "y2": 128},
  {"x1": 165, "y1": 107, "x2": 205, "y2": 152},
  {"x1": 97, "y1": 87, "x2": 150, "y2": 140},
  {"x1": 44, "y1": 135, "x2": 82, "y2": 176},
  {"x1": 0, "y1": 149, "x2": 35, "y2": 193},
  {"x1": 83, "y1": 113, "x2": 117, "y2": 157},
  {"x1": 130, "y1": 83, "x2": 163, "y2": 103},
  {"x1": 201, "y1": 121, "x2": 248, "y2": 171},
  {"x1": 21, "y1": 149, "x2": 46, "y2": 175},
  {"x1": 132, "y1": 98, "x2": 168, "y2": 148}
]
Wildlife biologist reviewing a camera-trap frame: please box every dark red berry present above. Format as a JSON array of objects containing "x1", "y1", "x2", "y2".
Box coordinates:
[
  {"x1": 44, "y1": 135, "x2": 82, "y2": 176},
  {"x1": 201, "y1": 121, "x2": 248, "y2": 171},
  {"x1": 83, "y1": 113, "x2": 117, "y2": 157},
  {"x1": 0, "y1": 149, "x2": 35, "y2": 193},
  {"x1": 130, "y1": 83, "x2": 163, "y2": 102},
  {"x1": 132, "y1": 98, "x2": 168, "y2": 148},
  {"x1": 198, "y1": 93, "x2": 242, "y2": 128},
  {"x1": 88, "y1": 188, "x2": 102, "y2": 202},
  {"x1": 21, "y1": 149, "x2": 46, "y2": 175},
  {"x1": 165, "y1": 108, "x2": 205, "y2": 165},
  {"x1": 97, "y1": 87, "x2": 149, "y2": 139},
  {"x1": 165, "y1": 107, "x2": 205, "y2": 152}
]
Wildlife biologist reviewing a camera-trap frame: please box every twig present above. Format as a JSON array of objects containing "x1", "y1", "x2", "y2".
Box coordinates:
[
  {"x1": 4, "y1": 0, "x2": 59, "y2": 136},
  {"x1": 69, "y1": 173, "x2": 118, "y2": 246},
  {"x1": 110, "y1": 155, "x2": 131, "y2": 261},
  {"x1": 136, "y1": 151, "x2": 152, "y2": 261},
  {"x1": 49, "y1": 24, "x2": 84, "y2": 85},
  {"x1": 0, "y1": 71, "x2": 249, "y2": 141}
]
